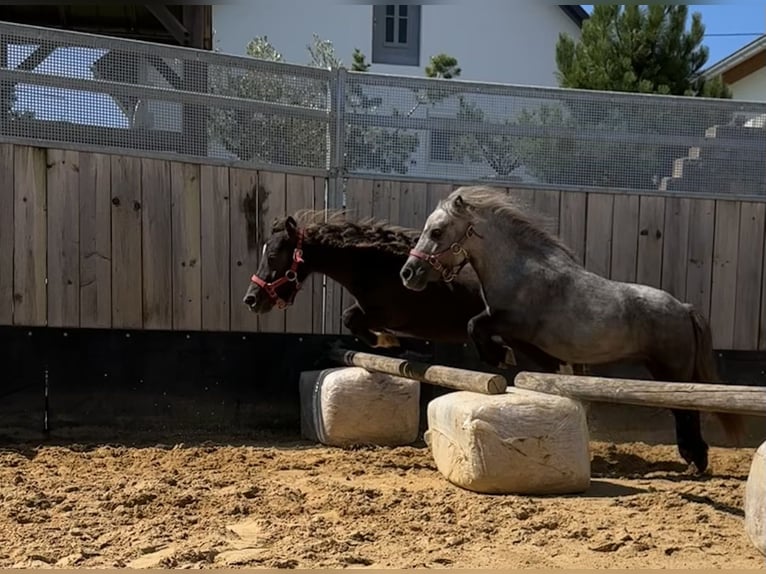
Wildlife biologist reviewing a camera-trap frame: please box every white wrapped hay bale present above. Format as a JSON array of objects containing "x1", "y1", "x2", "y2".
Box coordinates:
[
  {"x1": 745, "y1": 440, "x2": 766, "y2": 556},
  {"x1": 425, "y1": 388, "x2": 590, "y2": 494},
  {"x1": 299, "y1": 367, "x2": 420, "y2": 448}
]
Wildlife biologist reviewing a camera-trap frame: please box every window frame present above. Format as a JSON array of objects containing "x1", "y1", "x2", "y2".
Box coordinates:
[{"x1": 371, "y1": 4, "x2": 421, "y2": 67}]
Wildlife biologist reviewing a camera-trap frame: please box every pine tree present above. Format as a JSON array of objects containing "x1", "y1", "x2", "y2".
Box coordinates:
[{"x1": 556, "y1": 5, "x2": 730, "y2": 98}]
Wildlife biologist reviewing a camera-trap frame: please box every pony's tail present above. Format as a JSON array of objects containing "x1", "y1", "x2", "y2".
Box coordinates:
[{"x1": 688, "y1": 306, "x2": 745, "y2": 444}]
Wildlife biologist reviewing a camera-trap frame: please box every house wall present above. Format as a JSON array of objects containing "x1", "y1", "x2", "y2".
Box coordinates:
[
  {"x1": 211, "y1": 0, "x2": 581, "y2": 87},
  {"x1": 730, "y1": 65, "x2": 766, "y2": 102}
]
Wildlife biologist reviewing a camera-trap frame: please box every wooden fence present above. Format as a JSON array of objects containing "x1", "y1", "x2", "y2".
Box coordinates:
[{"x1": 1, "y1": 142, "x2": 765, "y2": 351}]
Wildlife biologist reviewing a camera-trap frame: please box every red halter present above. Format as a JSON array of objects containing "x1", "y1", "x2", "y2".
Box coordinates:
[
  {"x1": 250, "y1": 230, "x2": 305, "y2": 310},
  {"x1": 408, "y1": 225, "x2": 479, "y2": 282}
]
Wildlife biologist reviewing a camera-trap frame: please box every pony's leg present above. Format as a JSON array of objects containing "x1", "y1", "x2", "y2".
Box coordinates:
[
  {"x1": 467, "y1": 310, "x2": 511, "y2": 368},
  {"x1": 647, "y1": 362, "x2": 708, "y2": 473},
  {"x1": 342, "y1": 304, "x2": 400, "y2": 349}
]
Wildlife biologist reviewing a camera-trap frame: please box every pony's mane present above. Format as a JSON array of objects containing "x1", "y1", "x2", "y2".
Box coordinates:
[
  {"x1": 272, "y1": 208, "x2": 421, "y2": 256},
  {"x1": 442, "y1": 185, "x2": 577, "y2": 261}
]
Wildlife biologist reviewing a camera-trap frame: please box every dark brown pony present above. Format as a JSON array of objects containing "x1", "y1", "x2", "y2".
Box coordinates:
[{"x1": 242, "y1": 210, "x2": 577, "y2": 374}]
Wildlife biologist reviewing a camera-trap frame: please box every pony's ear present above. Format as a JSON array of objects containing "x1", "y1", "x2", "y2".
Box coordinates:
[
  {"x1": 453, "y1": 194, "x2": 466, "y2": 212},
  {"x1": 271, "y1": 217, "x2": 284, "y2": 233},
  {"x1": 285, "y1": 215, "x2": 298, "y2": 237}
]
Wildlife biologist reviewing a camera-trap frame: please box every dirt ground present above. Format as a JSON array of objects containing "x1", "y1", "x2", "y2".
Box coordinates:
[{"x1": 0, "y1": 437, "x2": 762, "y2": 570}]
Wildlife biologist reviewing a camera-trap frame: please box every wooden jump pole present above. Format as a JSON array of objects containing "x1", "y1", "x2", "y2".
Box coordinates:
[
  {"x1": 328, "y1": 348, "x2": 507, "y2": 395},
  {"x1": 514, "y1": 371, "x2": 766, "y2": 417}
]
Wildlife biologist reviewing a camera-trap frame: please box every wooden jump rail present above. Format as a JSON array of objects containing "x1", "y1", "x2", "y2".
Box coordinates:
[
  {"x1": 514, "y1": 372, "x2": 766, "y2": 417},
  {"x1": 329, "y1": 348, "x2": 508, "y2": 395}
]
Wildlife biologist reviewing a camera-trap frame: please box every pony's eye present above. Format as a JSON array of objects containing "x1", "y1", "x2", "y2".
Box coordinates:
[{"x1": 430, "y1": 228, "x2": 443, "y2": 240}]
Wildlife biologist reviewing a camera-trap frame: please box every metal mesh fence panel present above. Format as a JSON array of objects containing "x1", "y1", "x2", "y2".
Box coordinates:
[
  {"x1": 0, "y1": 21, "x2": 332, "y2": 173},
  {"x1": 343, "y1": 72, "x2": 766, "y2": 196},
  {"x1": 2, "y1": 21, "x2": 766, "y2": 195}
]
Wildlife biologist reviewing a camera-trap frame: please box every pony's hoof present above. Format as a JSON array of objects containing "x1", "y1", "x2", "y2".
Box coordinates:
[
  {"x1": 373, "y1": 333, "x2": 401, "y2": 349},
  {"x1": 503, "y1": 348, "x2": 517, "y2": 366},
  {"x1": 680, "y1": 447, "x2": 709, "y2": 475}
]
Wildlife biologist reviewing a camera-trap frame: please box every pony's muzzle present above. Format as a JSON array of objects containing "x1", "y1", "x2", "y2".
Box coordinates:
[{"x1": 400, "y1": 258, "x2": 428, "y2": 292}]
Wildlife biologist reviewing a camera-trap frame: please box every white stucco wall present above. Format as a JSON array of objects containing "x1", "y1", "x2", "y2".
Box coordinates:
[
  {"x1": 212, "y1": 0, "x2": 581, "y2": 87},
  {"x1": 730, "y1": 65, "x2": 766, "y2": 102}
]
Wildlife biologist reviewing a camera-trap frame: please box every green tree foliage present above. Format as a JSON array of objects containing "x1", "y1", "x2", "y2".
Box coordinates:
[
  {"x1": 513, "y1": 5, "x2": 735, "y2": 189},
  {"x1": 425, "y1": 54, "x2": 461, "y2": 79},
  {"x1": 555, "y1": 5, "x2": 730, "y2": 98},
  {"x1": 209, "y1": 35, "x2": 429, "y2": 174},
  {"x1": 208, "y1": 35, "x2": 332, "y2": 169}
]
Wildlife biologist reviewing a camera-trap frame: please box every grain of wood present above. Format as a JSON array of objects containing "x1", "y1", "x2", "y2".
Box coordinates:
[
  {"x1": 710, "y1": 200, "x2": 741, "y2": 349},
  {"x1": 13, "y1": 146, "x2": 47, "y2": 326},
  {"x1": 610, "y1": 194, "x2": 639, "y2": 283},
  {"x1": 515, "y1": 371, "x2": 766, "y2": 417},
  {"x1": 47, "y1": 149, "x2": 80, "y2": 328},
  {"x1": 228, "y1": 168, "x2": 259, "y2": 333},
  {"x1": 284, "y1": 174, "x2": 316, "y2": 334},
  {"x1": 661, "y1": 196, "x2": 691, "y2": 300},
  {"x1": 330, "y1": 348, "x2": 508, "y2": 395},
  {"x1": 171, "y1": 162, "x2": 202, "y2": 331},
  {"x1": 733, "y1": 202, "x2": 765, "y2": 350},
  {"x1": 140, "y1": 158, "x2": 172, "y2": 330},
  {"x1": 584, "y1": 193, "x2": 614, "y2": 278},
  {"x1": 532, "y1": 189, "x2": 561, "y2": 236},
  {"x1": 0, "y1": 144, "x2": 13, "y2": 325},
  {"x1": 200, "y1": 165, "x2": 231, "y2": 332},
  {"x1": 79, "y1": 153, "x2": 112, "y2": 329},
  {"x1": 636, "y1": 195, "x2": 665, "y2": 288},
  {"x1": 558, "y1": 191, "x2": 587, "y2": 264},
  {"x1": 110, "y1": 155, "x2": 143, "y2": 329},
  {"x1": 323, "y1": 177, "x2": 345, "y2": 334},
  {"x1": 311, "y1": 177, "x2": 326, "y2": 334},
  {"x1": 685, "y1": 198, "x2": 715, "y2": 320},
  {"x1": 257, "y1": 170, "x2": 287, "y2": 333}
]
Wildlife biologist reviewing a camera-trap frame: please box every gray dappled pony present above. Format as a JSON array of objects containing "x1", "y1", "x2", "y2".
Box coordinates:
[{"x1": 400, "y1": 185, "x2": 744, "y2": 474}]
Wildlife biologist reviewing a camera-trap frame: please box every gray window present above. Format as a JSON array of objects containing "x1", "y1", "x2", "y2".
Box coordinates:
[{"x1": 372, "y1": 4, "x2": 421, "y2": 67}]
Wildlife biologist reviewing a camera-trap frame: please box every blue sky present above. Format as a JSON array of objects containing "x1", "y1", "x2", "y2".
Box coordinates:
[{"x1": 583, "y1": 4, "x2": 766, "y2": 67}]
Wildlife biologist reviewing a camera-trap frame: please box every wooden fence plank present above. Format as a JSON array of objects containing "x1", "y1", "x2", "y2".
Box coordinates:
[
  {"x1": 171, "y1": 162, "x2": 202, "y2": 331},
  {"x1": 399, "y1": 181, "x2": 429, "y2": 231},
  {"x1": 636, "y1": 195, "x2": 666, "y2": 289},
  {"x1": 111, "y1": 155, "x2": 142, "y2": 329},
  {"x1": 685, "y1": 198, "x2": 715, "y2": 320},
  {"x1": 661, "y1": 197, "x2": 691, "y2": 301},
  {"x1": 710, "y1": 200, "x2": 741, "y2": 349},
  {"x1": 733, "y1": 202, "x2": 765, "y2": 350},
  {"x1": 284, "y1": 174, "x2": 316, "y2": 334},
  {"x1": 338, "y1": 178, "x2": 375, "y2": 335},
  {"x1": 312, "y1": 177, "x2": 326, "y2": 334},
  {"x1": 0, "y1": 144, "x2": 13, "y2": 325},
  {"x1": 47, "y1": 149, "x2": 80, "y2": 328},
  {"x1": 347, "y1": 179, "x2": 375, "y2": 222},
  {"x1": 532, "y1": 189, "x2": 561, "y2": 236},
  {"x1": 371, "y1": 180, "x2": 398, "y2": 223},
  {"x1": 427, "y1": 182, "x2": 453, "y2": 214},
  {"x1": 79, "y1": 153, "x2": 112, "y2": 329},
  {"x1": 584, "y1": 193, "x2": 613, "y2": 278},
  {"x1": 140, "y1": 158, "x2": 172, "y2": 330},
  {"x1": 610, "y1": 194, "x2": 639, "y2": 283},
  {"x1": 323, "y1": 177, "x2": 344, "y2": 334},
  {"x1": 13, "y1": 146, "x2": 47, "y2": 326},
  {"x1": 507, "y1": 188, "x2": 535, "y2": 213},
  {"x1": 558, "y1": 191, "x2": 587, "y2": 264},
  {"x1": 229, "y1": 168, "x2": 259, "y2": 333},
  {"x1": 257, "y1": 170, "x2": 287, "y2": 333},
  {"x1": 201, "y1": 165, "x2": 231, "y2": 332}
]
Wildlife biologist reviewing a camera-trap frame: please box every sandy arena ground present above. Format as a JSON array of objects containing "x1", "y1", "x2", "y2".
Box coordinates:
[{"x1": 0, "y1": 437, "x2": 762, "y2": 569}]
